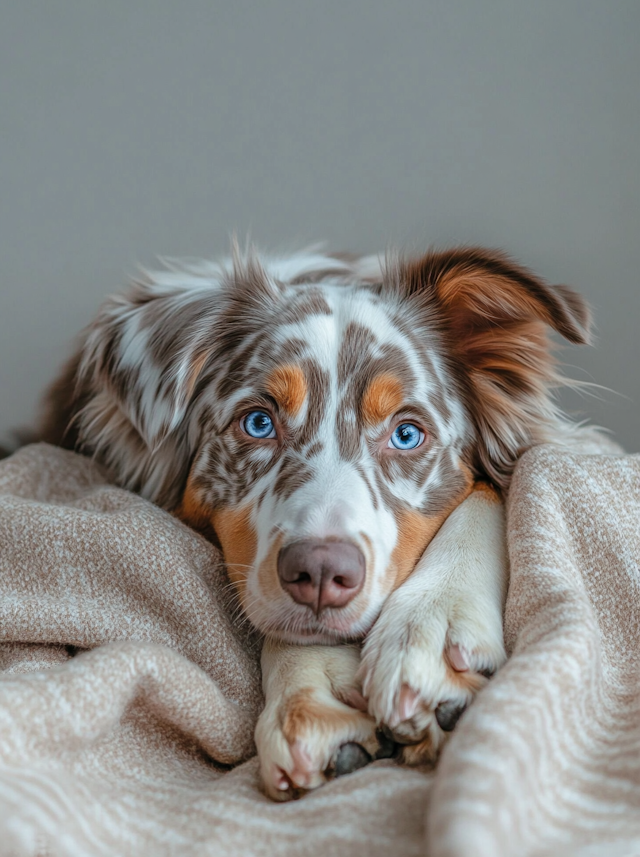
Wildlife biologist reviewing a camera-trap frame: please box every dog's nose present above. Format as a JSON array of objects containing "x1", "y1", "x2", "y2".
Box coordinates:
[{"x1": 277, "y1": 540, "x2": 365, "y2": 612}]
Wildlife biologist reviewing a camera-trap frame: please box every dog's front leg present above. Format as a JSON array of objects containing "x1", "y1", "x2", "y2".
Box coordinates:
[
  {"x1": 255, "y1": 640, "x2": 379, "y2": 800},
  {"x1": 359, "y1": 484, "x2": 509, "y2": 764}
]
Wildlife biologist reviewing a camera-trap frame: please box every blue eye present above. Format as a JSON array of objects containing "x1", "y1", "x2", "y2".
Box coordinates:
[
  {"x1": 388, "y1": 423, "x2": 424, "y2": 450},
  {"x1": 242, "y1": 410, "x2": 276, "y2": 439}
]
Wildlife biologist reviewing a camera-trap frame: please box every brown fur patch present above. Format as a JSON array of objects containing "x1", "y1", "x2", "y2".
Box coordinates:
[
  {"x1": 472, "y1": 481, "x2": 501, "y2": 501},
  {"x1": 361, "y1": 373, "x2": 404, "y2": 426},
  {"x1": 175, "y1": 483, "x2": 257, "y2": 596},
  {"x1": 404, "y1": 248, "x2": 591, "y2": 345},
  {"x1": 391, "y1": 509, "x2": 451, "y2": 589},
  {"x1": 401, "y1": 248, "x2": 592, "y2": 488},
  {"x1": 266, "y1": 364, "x2": 308, "y2": 418},
  {"x1": 391, "y1": 474, "x2": 474, "y2": 589},
  {"x1": 282, "y1": 689, "x2": 362, "y2": 742},
  {"x1": 211, "y1": 505, "x2": 258, "y2": 592},
  {"x1": 400, "y1": 735, "x2": 438, "y2": 766},
  {"x1": 174, "y1": 482, "x2": 213, "y2": 532}
]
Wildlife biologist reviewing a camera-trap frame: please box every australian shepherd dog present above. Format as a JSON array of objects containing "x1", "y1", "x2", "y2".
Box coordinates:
[{"x1": 39, "y1": 243, "x2": 593, "y2": 798}]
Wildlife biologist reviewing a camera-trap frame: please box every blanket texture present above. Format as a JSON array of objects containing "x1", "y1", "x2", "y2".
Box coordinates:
[{"x1": 0, "y1": 442, "x2": 638, "y2": 856}]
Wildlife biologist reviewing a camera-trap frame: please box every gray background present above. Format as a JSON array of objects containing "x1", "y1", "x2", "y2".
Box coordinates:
[{"x1": 1, "y1": 1, "x2": 638, "y2": 450}]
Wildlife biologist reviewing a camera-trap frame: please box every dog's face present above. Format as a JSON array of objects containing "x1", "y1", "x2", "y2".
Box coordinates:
[
  {"x1": 177, "y1": 280, "x2": 475, "y2": 643},
  {"x1": 61, "y1": 247, "x2": 590, "y2": 644}
]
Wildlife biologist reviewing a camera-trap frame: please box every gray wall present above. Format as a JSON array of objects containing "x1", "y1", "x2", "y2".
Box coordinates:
[{"x1": 1, "y1": 1, "x2": 638, "y2": 450}]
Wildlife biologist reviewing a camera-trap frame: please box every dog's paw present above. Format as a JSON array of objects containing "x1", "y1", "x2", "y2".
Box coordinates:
[
  {"x1": 358, "y1": 592, "x2": 506, "y2": 765},
  {"x1": 256, "y1": 643, "x2": 381, "y2": 801},
  {"x1": 358, "y1": 484, "x2": 509, "y2": 764}
]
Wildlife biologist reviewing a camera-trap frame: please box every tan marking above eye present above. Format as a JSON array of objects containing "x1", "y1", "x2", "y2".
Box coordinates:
[
  {"x1": 265, "y1": 364, "x2": 308, "y2": 418},
  {"x1": 361, "y1": 373, "x2": 404, "y2": 427}
]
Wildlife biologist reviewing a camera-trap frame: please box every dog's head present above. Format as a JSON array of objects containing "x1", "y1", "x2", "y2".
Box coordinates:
[{"x1": 55, "y1": 245, "x2": 590, "y2": 643}]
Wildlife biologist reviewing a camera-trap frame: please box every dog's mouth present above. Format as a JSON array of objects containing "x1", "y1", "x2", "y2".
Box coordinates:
[
  {"x1": 266, "y1": 624, "x2": 362, "y2": 646},
  {"x1": 253, "y1": 603, "x2": 381, "y2": 646}
]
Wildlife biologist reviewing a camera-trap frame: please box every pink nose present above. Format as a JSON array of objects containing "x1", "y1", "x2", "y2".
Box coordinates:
[{"x1": 277, "y1": 540, "x2": 365, "y2": 612}]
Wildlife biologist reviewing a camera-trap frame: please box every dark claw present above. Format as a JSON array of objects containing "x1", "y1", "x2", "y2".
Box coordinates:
[
  {"x1": 378, "y1": 723, "x2": 396, "y2": 744},
  {"x1": 374, "y1": 729, "x2": 399, "y2": 759},
  {"x1": 435, "y1": 700, "x2": 467, "y2": 732},
  {"x1": 333, "y1": 743, "x2": 372, "y2": 777},
  {"x1": 381, "y1": 723, "x2": 396, "y2": 743}
]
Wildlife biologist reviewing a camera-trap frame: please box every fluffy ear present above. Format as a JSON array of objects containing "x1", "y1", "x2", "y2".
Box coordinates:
[
  {"x1": 402, "y1": 247, "x2": 592, "y2": 487},
  {"x1": 79, "y1": 277, "x2": 220, "y2": 452},
  {"x1": 39, "y1": 250, "x2": 280, "y2": 506},
  {"x1": 37, "y1": 278, "x2": 216, "y2": 509},
  {"x1": 80, "y1": 247, "x2": 281, "y2": 451}
]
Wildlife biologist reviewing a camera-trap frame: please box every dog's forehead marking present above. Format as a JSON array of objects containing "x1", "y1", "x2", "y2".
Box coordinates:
[
  {"x1": 278, "y1": 288, "x2": 333, "y2": 320},
  {"x1": 265, "y1": 364, "x2": 308, "y2": 418},
  {"x1": 272, "y1": 452, "x2": 315, "y2": 501},
  {"x1": 297, "y1": 358, "x2": 331, "y2": 446},
  {"x1": 337, "y1": 322, "x2": 377, "y2": 388}
]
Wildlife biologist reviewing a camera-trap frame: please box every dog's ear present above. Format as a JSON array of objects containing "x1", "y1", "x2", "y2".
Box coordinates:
[
  {"x1": 39, "y1": 251, "x2": 279, "y2": 507},
  {"x1": 401, "y1": 247, "x2": 592, "y2": 486},
  {"x1": 78, "y1": 280, "x2": 220, "y2": 451},
  {"x1": 77, "y1": 250, "x2": 280, "y2": 452}
]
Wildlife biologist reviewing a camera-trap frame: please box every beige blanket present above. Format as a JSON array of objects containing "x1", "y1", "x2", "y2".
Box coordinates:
[{"x1": 0, "y1": 443, "x2": 639, "y2": 856}]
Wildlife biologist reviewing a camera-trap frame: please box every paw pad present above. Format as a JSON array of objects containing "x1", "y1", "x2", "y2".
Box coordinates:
[
  {"x1": 333, "y1": 743, "x2": 372, "y2": 777},
  {"x1": 434, "y1": 700, "x2": 467, "y2": 732}
]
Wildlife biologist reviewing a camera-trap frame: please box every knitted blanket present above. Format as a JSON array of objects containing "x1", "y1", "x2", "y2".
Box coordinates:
[{"x1": 1, "y1": 443, "x2": 638, "y2": 856}]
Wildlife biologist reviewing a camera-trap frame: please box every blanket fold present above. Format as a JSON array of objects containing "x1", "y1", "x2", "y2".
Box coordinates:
[
  {"x1": 428, "y1": 445, "x2": 640, "y2": 857},
  {"x1": 1, "y1": 442, "x2": 639, "y2": 856}
]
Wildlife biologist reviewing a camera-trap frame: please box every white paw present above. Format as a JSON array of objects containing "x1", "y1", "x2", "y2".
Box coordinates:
[
  {"x1": 358, "y1": 592, "x2": 506, "y2": 763},
  {"x1": 358, "y1": 487, "x2": 509, "y2": 763},
  {"x1": 255, "y1": 643, "x2": 381, "y2": 800}
]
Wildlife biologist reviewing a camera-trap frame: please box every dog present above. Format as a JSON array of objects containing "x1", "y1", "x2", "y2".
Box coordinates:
[{"x1": 38, "y1": 243, "x2": 593, "y2": 799}]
